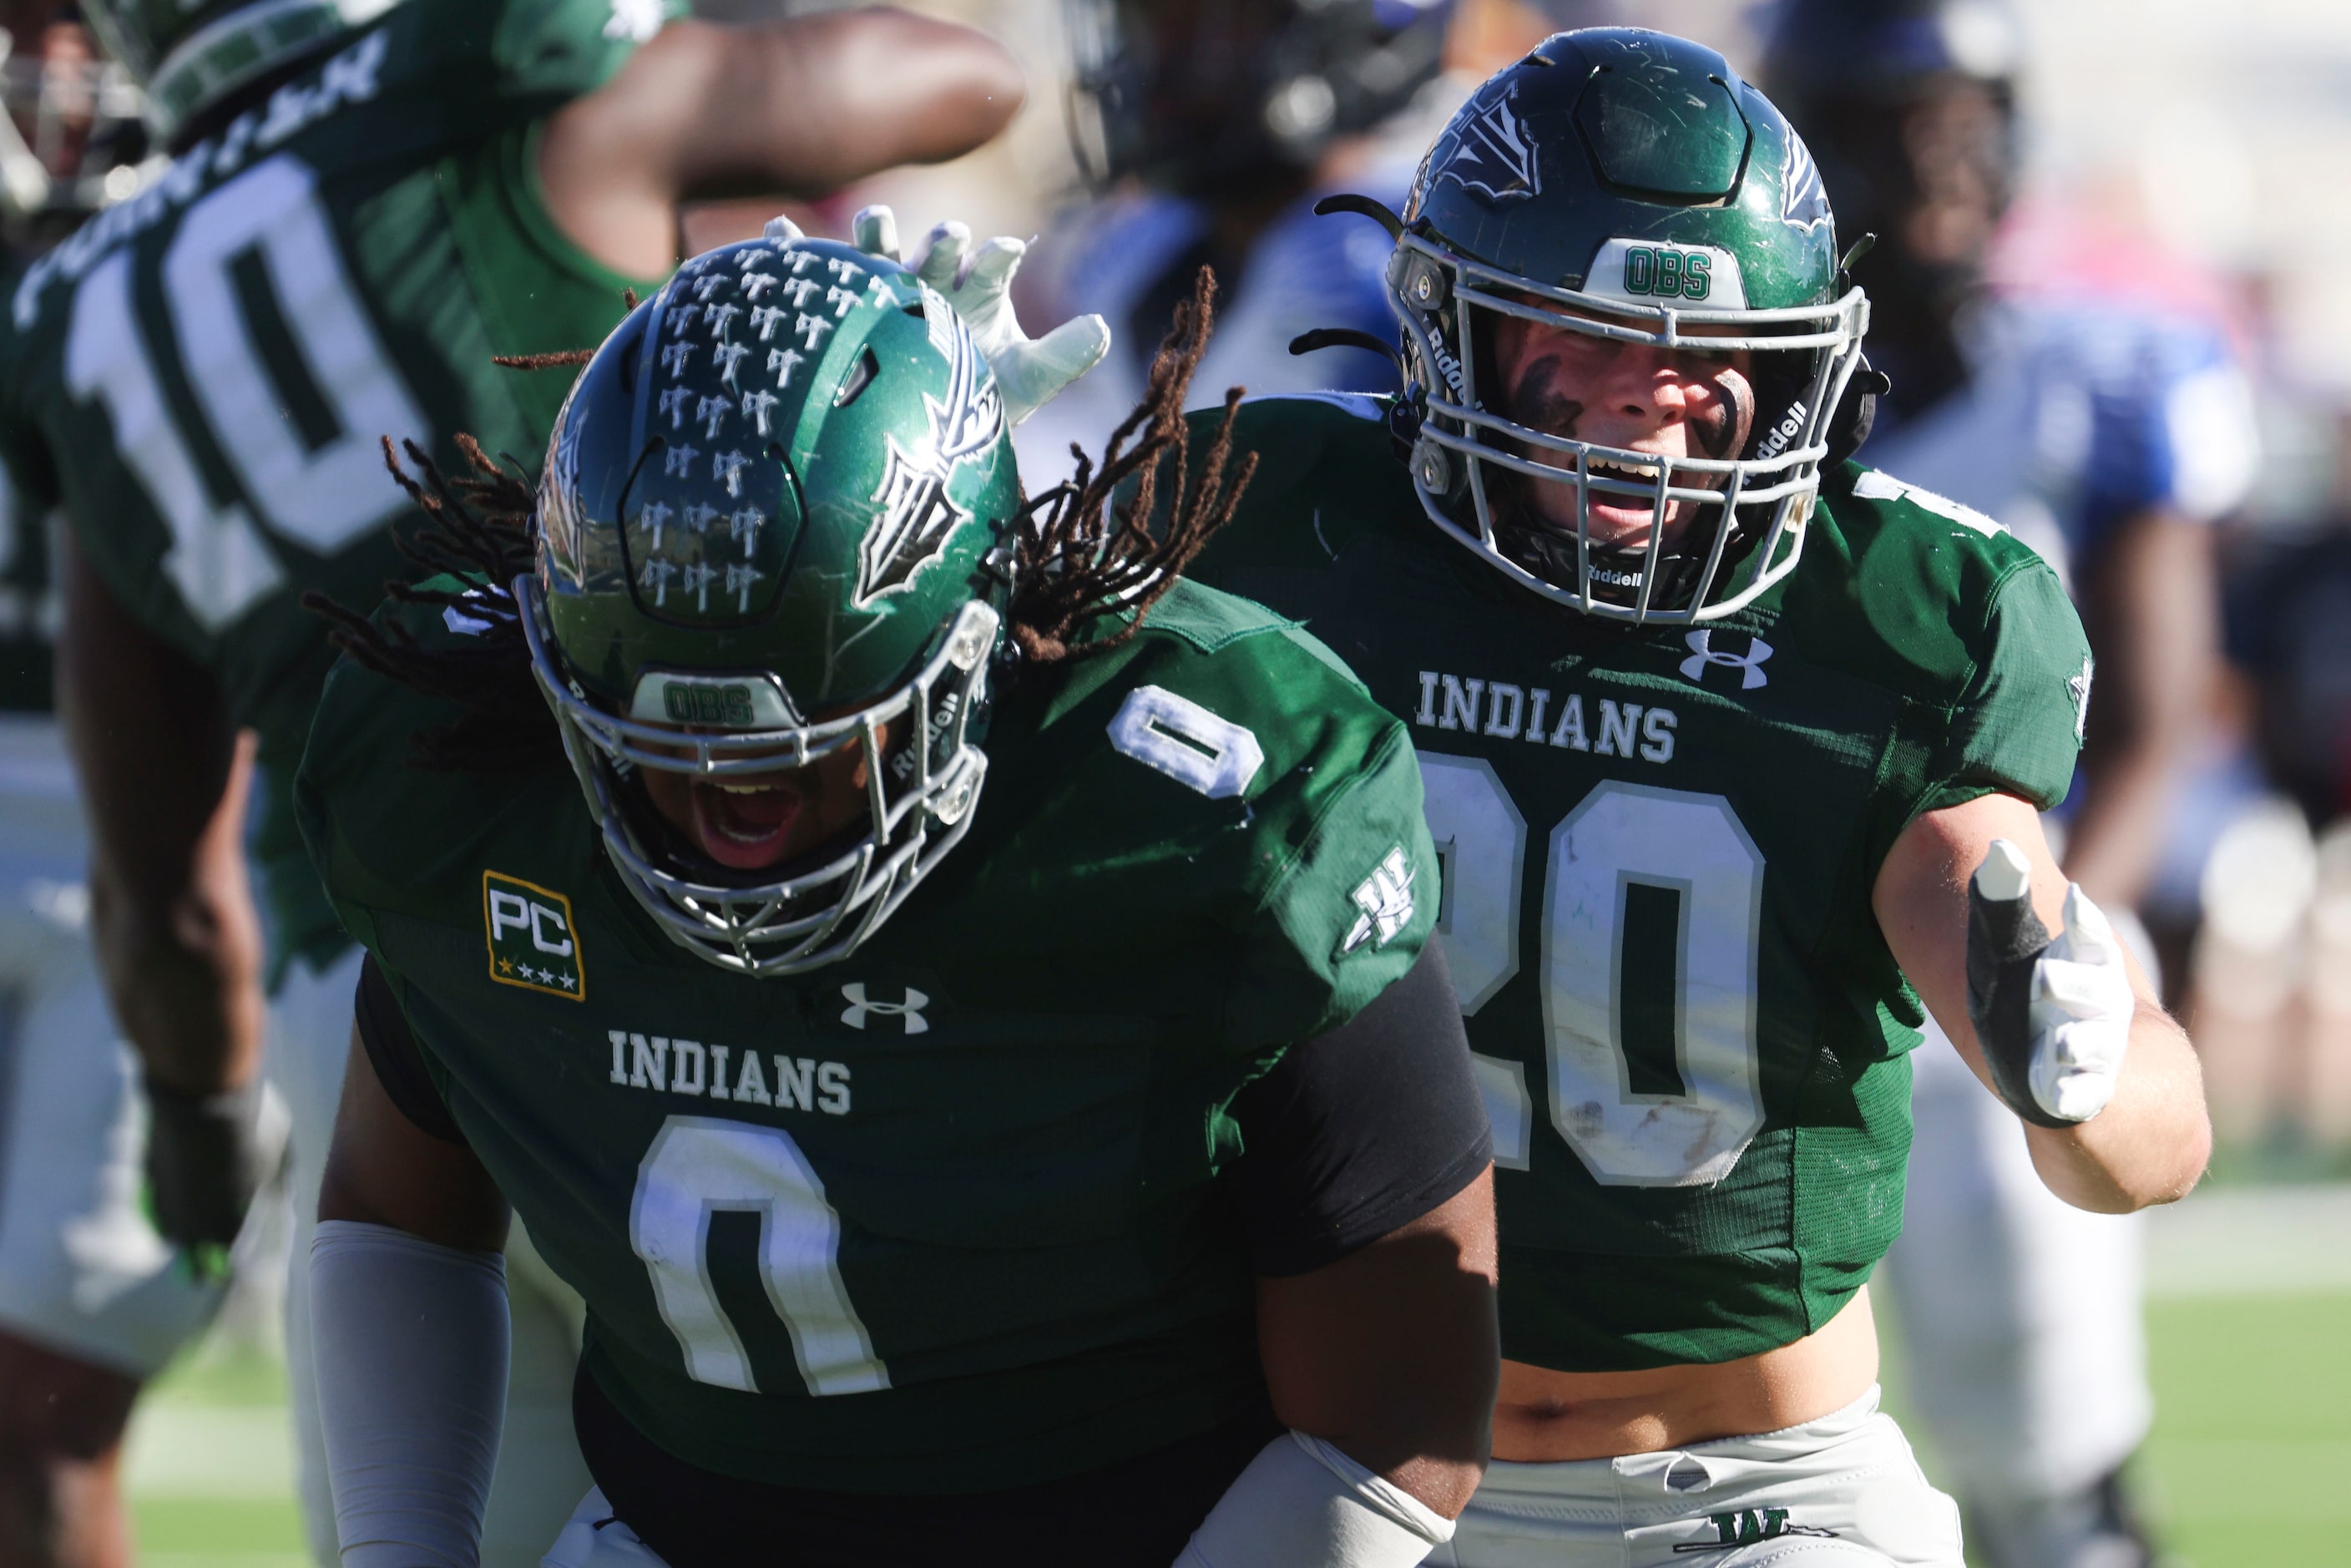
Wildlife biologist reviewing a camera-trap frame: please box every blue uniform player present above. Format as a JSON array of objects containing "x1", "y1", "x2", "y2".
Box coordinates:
[
  {"x1": 1763, "y1": 5, "x2": 2255, "y2": 1565},
  {"x1": 1017, "y1": 0, "x2": 1455, "y2": 488}
]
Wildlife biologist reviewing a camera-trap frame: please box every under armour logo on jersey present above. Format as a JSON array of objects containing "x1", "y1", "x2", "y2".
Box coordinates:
[
  {"x1": 1341, "y1": 847, "x2": 1418, "y2": 956},
  {"x1": 1679, "y1": 630, "x2": 1773, "y2": 690},
  {"x1": 841, "y1": 984, "x2": 928, "y2": 1034}
]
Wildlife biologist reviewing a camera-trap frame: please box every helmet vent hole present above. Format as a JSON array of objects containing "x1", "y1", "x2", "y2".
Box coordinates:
[{"x1": 833, "y1": 346, "x2": 880, "y2": 410}]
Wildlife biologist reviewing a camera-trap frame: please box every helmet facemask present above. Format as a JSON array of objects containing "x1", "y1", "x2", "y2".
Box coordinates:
[
  {"x1": 1393, "y1": 232, "x2": 1869, "y2": 625},
  {"x1": 523, "y1": 581, "x2": 999, "y2": 978}
]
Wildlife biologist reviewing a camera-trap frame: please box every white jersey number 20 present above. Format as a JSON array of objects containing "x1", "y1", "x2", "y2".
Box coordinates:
[{"x1": 1421, "y1": 755, "x2": 1767, "y2": 1187}]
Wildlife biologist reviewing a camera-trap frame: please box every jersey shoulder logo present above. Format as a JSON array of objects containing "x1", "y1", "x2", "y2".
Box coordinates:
[
  {"x1": 483, "y1": 872, "x2": 585, "y2": 1000},
  {"x1": 1341, "y1": 845, "x2": 1418, "y2": 955}
]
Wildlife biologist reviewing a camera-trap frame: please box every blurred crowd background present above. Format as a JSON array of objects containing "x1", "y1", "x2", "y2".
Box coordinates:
[{"x1": 786, "y1": 0, "x2": 2351, "y2": 1181}]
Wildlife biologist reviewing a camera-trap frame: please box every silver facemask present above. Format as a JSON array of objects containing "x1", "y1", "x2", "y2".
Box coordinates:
[
  {"x1": 1390, "y1": 233, "x2": 1870, "y2": 625},
  {"x1": 520, "y1": 576, "x2": 1000, "y2": 977}
]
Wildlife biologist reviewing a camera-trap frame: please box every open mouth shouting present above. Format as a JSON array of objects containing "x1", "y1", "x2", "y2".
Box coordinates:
[{"x1": 682, "y1": 778, "x2": 810, "y2": 871}]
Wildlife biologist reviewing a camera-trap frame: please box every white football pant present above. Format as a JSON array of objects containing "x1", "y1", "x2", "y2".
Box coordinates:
[
  {"x1": 0, "y1": 716, "x2": 245, "y2": 1378},
  {"x1": 1433, "y1": 1388, "x2": 1963, "y2": 1566},
  {"x1": 542, "y1": 1488, "x2": 673, "y2": 1568}
]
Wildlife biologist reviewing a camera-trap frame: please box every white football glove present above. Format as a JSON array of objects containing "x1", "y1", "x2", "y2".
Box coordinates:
[
  {"x1": 1965, "y1": 839, "x2": 2136, "y2": 1125},
  {"x1": 852, "y1": 205, "x2": 1111, "y2": 428},
  {"x1": 2028, "y1": 883, "x2": 2138, "y2": 1120}
]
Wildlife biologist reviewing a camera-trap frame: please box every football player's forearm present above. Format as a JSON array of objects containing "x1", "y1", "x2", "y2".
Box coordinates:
[
  {"x1": 2060, "y1": 750, "x2": 2174, "y2": 911},
  {"x1": 674, "y1": 11, "x2": 1026, "y2": 195},
  {"x1": 538, "y1": 12, "x2": 1023, "y2": 277},
  {"x1": 2067, "y1": 508, "x2": 2217, "y2": 908},
  {"x1": 58, "y1": 534, "x2": 265, "y2": 1095},
  {"x1": 2023, "y1": 1003, "x2": 2210, "y2": 1212},
  {"x1": 87, "y1": 847, "x2": 266, "y2": 1095},
  {"x1": 1255, "y1": 1173, "x2": 1499, "y2": 1517}
]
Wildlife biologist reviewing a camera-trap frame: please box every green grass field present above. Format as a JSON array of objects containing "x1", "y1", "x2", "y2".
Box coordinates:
[{"x1": 123, "y1": 1191, "x2": 2351, "y2": 1566}]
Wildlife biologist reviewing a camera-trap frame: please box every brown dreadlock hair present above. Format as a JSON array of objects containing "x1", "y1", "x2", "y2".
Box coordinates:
[
  {"x1": 301, "y1": 433, "x2": 549, "y2": 772},
  {"x1": 1004, "y1": 266, "x2": 1254, "y2": 662},
  {"x1": 306, "y1": 268, "x2": 1253, "y2": 774}
]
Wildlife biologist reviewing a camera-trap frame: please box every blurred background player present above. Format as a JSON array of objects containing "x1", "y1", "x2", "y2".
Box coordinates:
[
  {"x1": 1761, "y1": 3, "x2": 2258, "y2": 1564},
  {"x1": 0, "y1": 10, "x2": 260, "y2": 1567},
  {"x1": 1, "y1": 1, "x2": 1023, "y2": 1563},
  {"x1": 1014, "y1": 0, "x2": 1455, "y2": 487}
]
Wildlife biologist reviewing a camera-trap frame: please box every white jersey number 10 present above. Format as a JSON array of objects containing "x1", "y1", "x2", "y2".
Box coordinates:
[{"x1": 63, "y1": 154, "x2": 426, "y2": 631}]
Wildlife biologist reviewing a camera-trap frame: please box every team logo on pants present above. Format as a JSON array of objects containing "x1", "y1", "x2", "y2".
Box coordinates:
[
  {"x1": 483, "y1": 872, "x2": 587, "y2": 1000},
  {"x1": 1674, "y1": 1508, "x2": 1838, "y2": 1552}
]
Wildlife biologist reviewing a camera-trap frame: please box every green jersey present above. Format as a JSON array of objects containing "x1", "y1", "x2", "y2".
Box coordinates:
[
  {"x1": 296, "y1": 578, "x2": 1440, "y2": 1491},
  {"x1": 0, "y1": 0, "x2": 662, "y2": 975},
  {"x1": 1184, "y1": 394, "x2": 2091, "y2": 1371}
]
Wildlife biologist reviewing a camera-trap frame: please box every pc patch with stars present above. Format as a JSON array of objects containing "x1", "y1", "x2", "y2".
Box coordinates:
[{"x1": 483, "y1": 871, "x2": 587, "y2": 1001}]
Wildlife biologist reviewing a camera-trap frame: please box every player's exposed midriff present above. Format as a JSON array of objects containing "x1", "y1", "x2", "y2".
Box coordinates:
[{"x1": 1490, "y1": 1285, "x2": 1881, "y2": 1461}]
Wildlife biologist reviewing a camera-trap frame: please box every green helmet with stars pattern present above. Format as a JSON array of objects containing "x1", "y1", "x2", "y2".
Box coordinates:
[
  {"x1": 522, "y1": 228, "x2": 1019, "y2": 976},
  {"x1": 1389, "y1": 28, "x2": 1872, "y2": 625}
]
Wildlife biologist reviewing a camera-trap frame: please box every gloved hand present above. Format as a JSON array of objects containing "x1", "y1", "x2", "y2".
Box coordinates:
[
  {"x1": 852, "y1": 205, "x2": 1111, "y2": 427},
  {"x1": 1964, "y1": 838, "x2": 2136, "y2": 1126},
  {"x1": 143, "y1": 1072, "x2": 272, "y2": 1276}
]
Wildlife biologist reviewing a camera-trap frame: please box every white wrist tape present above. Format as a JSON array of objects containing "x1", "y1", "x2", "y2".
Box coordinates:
[
  {"x1": 1176, "y1": 1429, "x2": 1455, "y2": 1568},
  {"x1": 312, "y1": 1220, "x2": 508, "y2": 1567}
]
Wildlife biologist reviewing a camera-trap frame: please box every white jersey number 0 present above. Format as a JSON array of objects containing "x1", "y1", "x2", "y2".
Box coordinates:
[{"x1": 630, "y1": 1116, "x2": 888, "y2": 1397}]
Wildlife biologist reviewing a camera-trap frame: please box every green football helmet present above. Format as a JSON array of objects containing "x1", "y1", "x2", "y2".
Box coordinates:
[
  {"x1": 1388, "y1": 28, "x2": 1872, "y2": 624},
  {"x1": 79, "y1": 0, "x2": 404, "y2": 138},
  {"x1": 522, "y1": 227, "x2": 1019, "y2": 976}
]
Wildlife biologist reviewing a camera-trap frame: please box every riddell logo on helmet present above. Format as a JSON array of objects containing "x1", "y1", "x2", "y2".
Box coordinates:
[{"x1": 1754, "y1": 403, "x2": 1808, "y2": 463}]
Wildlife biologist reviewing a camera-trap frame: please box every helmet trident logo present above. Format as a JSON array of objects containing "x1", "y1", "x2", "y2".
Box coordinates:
[{"x1": 852, "y1": 302, "x2": 1003, "y2": 608}]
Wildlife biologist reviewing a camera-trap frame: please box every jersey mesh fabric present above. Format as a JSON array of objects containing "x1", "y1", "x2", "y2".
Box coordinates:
[
  {"x1": 296, "y1": 578, "x2": 1443, "y2": 1491},
  {"x1": 1181, "y1": 395, "x2": 2091, "y2": 1371},
  {"x1": 0, "y1": 0, "x2": 662, "y2": 982}
]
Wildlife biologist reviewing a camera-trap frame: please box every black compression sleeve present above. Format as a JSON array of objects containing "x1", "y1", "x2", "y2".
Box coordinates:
[
  {"x1": 352, "y1": 954, "x2": 464, "y2": 1146},
  {"x1": 1223, "y1": 940, "x2": 1490, "y2": 1277}
]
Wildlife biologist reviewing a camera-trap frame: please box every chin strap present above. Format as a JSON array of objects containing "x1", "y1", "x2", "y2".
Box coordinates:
[{"x1": 1826, "y1": 352, "x2": 1893, "y2": 468}]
